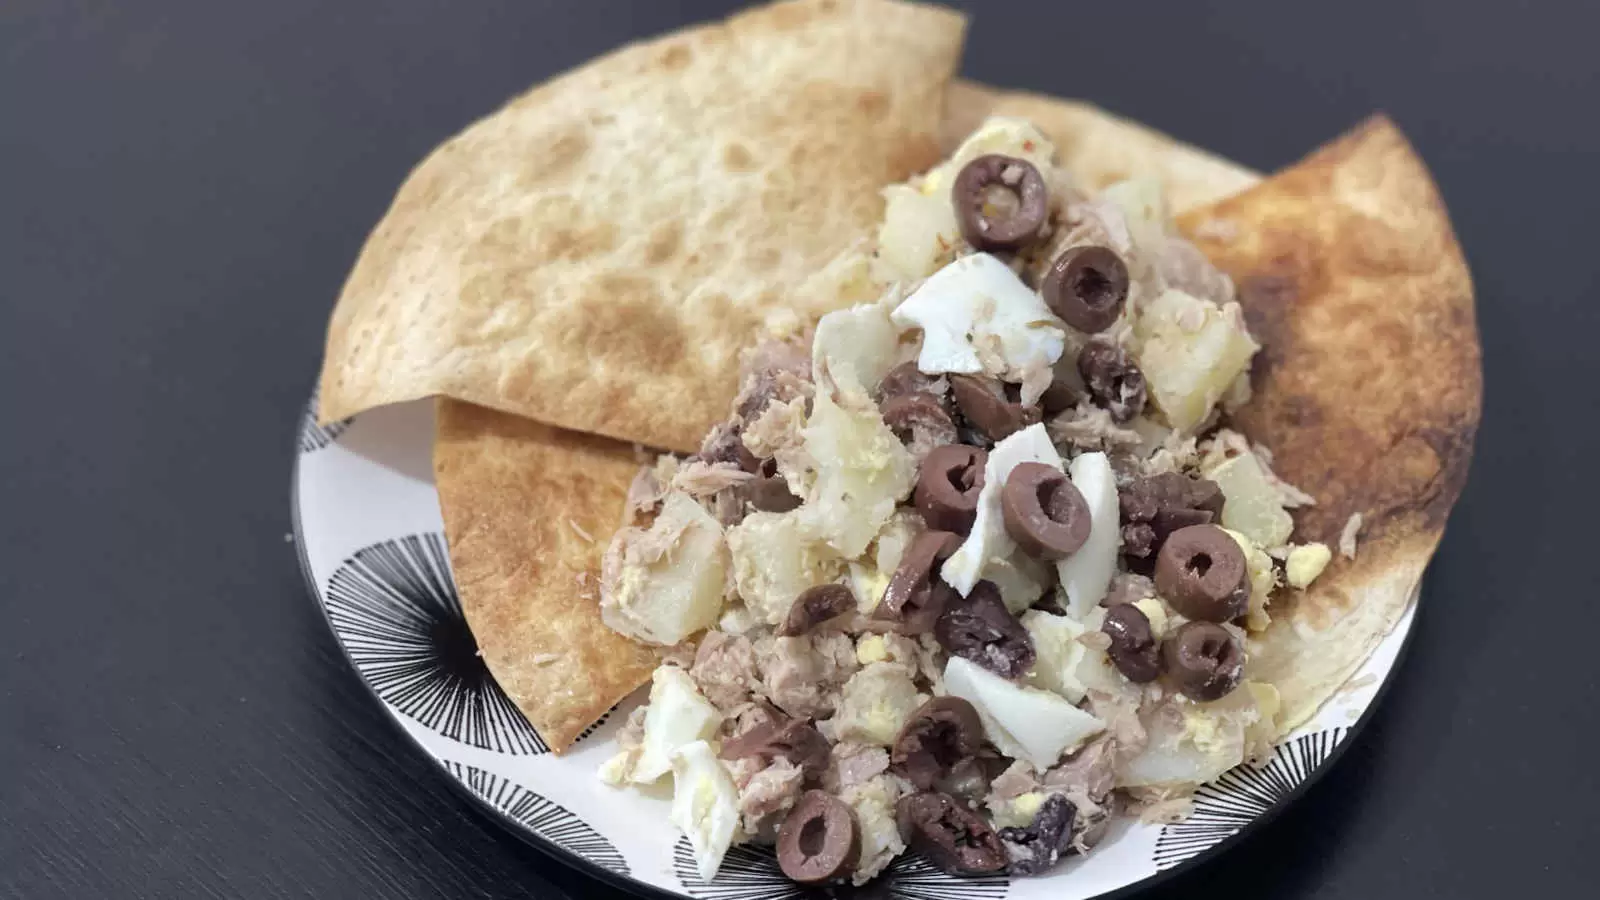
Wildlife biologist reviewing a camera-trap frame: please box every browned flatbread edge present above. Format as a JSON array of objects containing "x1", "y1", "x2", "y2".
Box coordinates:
[
  {"x1": 433, "y1": 399, "x2": 660, "y2": 752},
  {"x1": 1179, "y1": 115, "x2": 1481, "y2": 732},
  {"x1": 318, "y1": 0, "x2": 966, "y2": 454}
]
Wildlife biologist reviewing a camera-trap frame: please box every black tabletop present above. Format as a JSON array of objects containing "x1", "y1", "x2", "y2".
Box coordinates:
[{"x1": 3, "y1": 1, "x2": 1595, "y2": 898}]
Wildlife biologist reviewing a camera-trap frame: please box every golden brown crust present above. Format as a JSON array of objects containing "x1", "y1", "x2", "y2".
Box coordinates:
[
  {"x1": 1178, "y1": 116, "x2": 1481, "y2": 730},
  {"x1": 433, "y1": 399, "x2": 661, "y2": 752},
  {"x1": 943, "y1": 81, "x2": 1262, "y2": 213},
  {"x1": 319, "y1": 0, "x2": 965, "y2": 453},
  {"x1": 425, "y1": 88, "x2": 1480, "y2": 746}
]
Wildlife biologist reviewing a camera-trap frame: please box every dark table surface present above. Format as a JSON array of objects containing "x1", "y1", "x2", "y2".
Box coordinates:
[{"x1": 3, "y1": 1, "x2": 1596, "y2": 898}]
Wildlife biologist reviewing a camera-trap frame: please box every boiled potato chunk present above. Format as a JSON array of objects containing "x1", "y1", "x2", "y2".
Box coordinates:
[
  {"x1": 876, "y1": 184, "x2": 961, "y2": 282},
  {"x1": 727, "y1": 510, "x2": 845, "y2": 626},
  {"x1": 600, "y1": 492, "x2": 728, "y2": 645},
  {"x1": 798, "y1": 389, "x2": 916, "y2": 559},
  {"x1": 1021, "y1": 610, "x2": 1089, "y2": 703},
  {"x1": 1134, "y1": 289, "x2": 1259, "y2": 434},
  {"x1": 1099, "y1": 178, "x2": 1169, "y2": 274},
  {"x1": 1206, "y1": 454, "x2": 1295, "y2": 548},
  {"x1": 1118, "y1": 687, "x2": 1270, "y2": 789},
  {"x1": 830, "y1": 662, "x2": 925, "y2": 746}
]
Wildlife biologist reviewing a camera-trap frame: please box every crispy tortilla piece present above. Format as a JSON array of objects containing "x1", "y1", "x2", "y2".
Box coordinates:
[
  {"x1": 320, "y1": 0, "x2": 965, "y2": 453},
  {"x1": 1178, "y1": 117, "x2": 1481, "y2": 734},
  {"x1": 433, "y1": 399, "x2": 659, "y2": 752},
  {"x1": 943, "y1": 80, "x2": 1262, "y2": 213},
  {"x1": 427, "y1": 97, "x2": 1477, "y2": 748}
]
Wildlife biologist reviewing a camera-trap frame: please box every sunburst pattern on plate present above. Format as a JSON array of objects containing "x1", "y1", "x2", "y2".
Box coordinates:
[
  {"x1": 1153, "y1": 727, "x2": 1348, "y2": 869},
  {"x1": 322, "y1": 533, "x2": 548, "y2": 754},
  {"x1": 445, "y1": 762, "x2": 629, "y2": 875}
]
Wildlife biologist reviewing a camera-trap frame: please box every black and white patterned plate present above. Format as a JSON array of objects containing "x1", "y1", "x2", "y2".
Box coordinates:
[{"x1": 292, "y1": 396, "x2": 1418, "y2": 899}]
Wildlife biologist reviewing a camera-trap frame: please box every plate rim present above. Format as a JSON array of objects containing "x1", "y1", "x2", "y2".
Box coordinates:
[{"x1": 288, "y1": 399, "x2": 1422, "y2": 900}]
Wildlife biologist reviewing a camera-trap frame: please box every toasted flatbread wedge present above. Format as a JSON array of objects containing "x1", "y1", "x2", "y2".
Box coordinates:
[
  {"x1": 433, "y1": 399, "x2": 660, "y2": 751},
  {"x1": 1180, "y1": 117, "x2": 1479, "y2": 733},
  {"x1": 432, "y1": 105, "x2": 1476, "y2": 751},
  {"x1": 319, "y1": 0, "x2": 966, "y2": 454}
]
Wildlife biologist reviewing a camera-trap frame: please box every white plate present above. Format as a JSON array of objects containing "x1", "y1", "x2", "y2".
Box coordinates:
[{"x1": 292, "y1": 392, "x2": 1417, "y2": 899}]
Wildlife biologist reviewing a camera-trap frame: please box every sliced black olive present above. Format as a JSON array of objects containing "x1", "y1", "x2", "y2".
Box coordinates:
[
  {"x1": 777, "y1": 790, "x2": 859, "y2": 884},
  {"x1": 914, "y1": 444, "x2": 987, "y2": 534},
  {"x1": 1154, "y1": 524, "x2": 1249, "y2": 622},
  {"x1": 952, "y1": 154, "x2": 1049, "y2": 251},
  {"x1": 1042, "y1": 245, "x2": 1129, "y2": 334}
]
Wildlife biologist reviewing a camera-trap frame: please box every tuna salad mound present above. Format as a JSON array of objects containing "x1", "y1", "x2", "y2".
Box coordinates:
[{"x1": 597, "y1": 116, "x2": 1338, "y2": 886}]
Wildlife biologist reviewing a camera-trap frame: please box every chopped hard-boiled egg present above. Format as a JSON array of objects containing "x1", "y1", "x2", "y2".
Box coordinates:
[
  {"x1": 849, "y1": 562, "x2": 891, "y2": 615},
  {"x1": 727, "y1": 510, "x2": 845, "y2": 626},
  {"x1": 1057, "y1": 451, "x2": 1119, "y2": 619},
  {"x1": 600, "y1": 492, "x2": 728, "y2": 645},
  {"x1": 1118, "y1": 687, "x2": 1269, "y2": 789},
  {"x1": 1205, "y1": 452, "x2": 1294, "y2": 548},
  {"x1": 1285, "y1": 542, "x2": 1333, "y2": 589},
  {"x1": 632, "y1": 665, "x2": 723, "y2": 784},
  {"x1": 856, "y1": 634, "x2": 890, "y2": 665},
  {"x1": 812, "y1": 300, "x2": 900, "y2": 397},
  {"x1": 1134, "y1": 289, "x2": 1259, "y2": 434},
  {"x1": 1132, "y1": 597, "x2": 1170, "y2": 638},
  {"x1": 891, "y1": 254, "x2": 1067, "y2": 390},
  {"x1": 983, "y1": 552, "x2": 1053, "y2": 615},
  {"x1": 944, "y1": 656, "x2": 1105, "y2": 770},
  {"x1": 876, "y1": 117, "x2": 1058, "y2": 282},
  {"x1": 597, "y1": 748, "x2": 639, "y2": 786},
  {"x1": 1020, "y1": 610, "x2": 1090, "y2": 703},
  {"x1": 926, "y1": 116, "x2": 1058, "y2": 198},
  {"x1": 943, "y1": 423, "x2": 1064, "y2": 596},
  {"x1": 830, "y1": 662, "x2": 925, "y2": 746},
  {"x1": 798, "y1": 387, "x2": 916, "y2": 558},
  {"x1": 1220, "y1": 527, "x2": 1277, "y2": 631},
  {"x1": 669, "y1": 740, "x2": 742, "y2": 882},
  {"x1": 990, "y1": 790, "x2": 1048, "y2": 829}
]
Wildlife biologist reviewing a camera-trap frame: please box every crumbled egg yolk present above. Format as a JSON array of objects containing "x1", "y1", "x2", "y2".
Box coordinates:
[
  {"x1": 1285, "y1": 542, "x2": 1333, "y2": 589},
  {"x1": 856, "y1": 635, "x2": 890, "y2": 665},
  {"x1": 597, "y1": 748, "x2": 637, "y2": 786},
  {"x1": 1181, "y1": 707, "x2": 1228, "y2": 756},
  {"x1": 991, "y1": 791, "x2": 1048, "y2": 829},
  {"x1": 1247, "y1": 681, "x2": 1282, "y2": 730},
  {"x1": 1220, "y1": 527, "x2": 1277, "y2": 632},
  {"x1": 1133, "y1": 597, "x2": 1169, "y2": 637},
  {"x1": 849, "y1": 562, "x2": 892, "y2": 614}
]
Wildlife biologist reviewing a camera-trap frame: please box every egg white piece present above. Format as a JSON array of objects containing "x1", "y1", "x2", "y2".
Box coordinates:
[
  {"x1": 944, "y1": 656, "x2": 1105, "y2": 770},
  {"x1": 941, "y1": 423, "x2": 1063, "y2": 596},
  {"x1": 632, "y1": 665, "x2": 722, "y2": 784},
  {"x1": 1057, "y1": 451, "x2": 1119, "y2": 619},
  {"x1": 891, "y1": 253, "x2": 1066, "y2": 385},
  {"x1": 668, "y1": 740, "x2": 742, "y2": 882}
]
